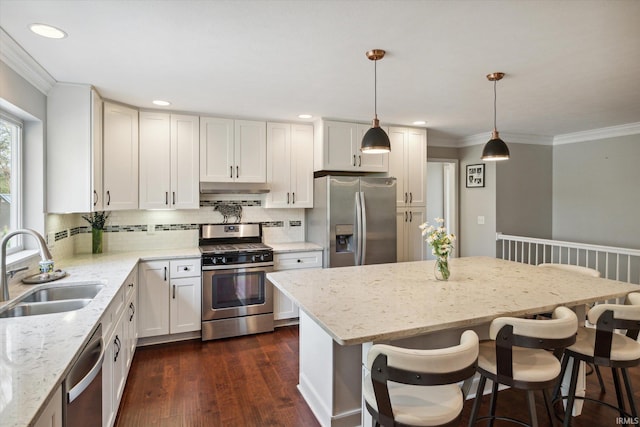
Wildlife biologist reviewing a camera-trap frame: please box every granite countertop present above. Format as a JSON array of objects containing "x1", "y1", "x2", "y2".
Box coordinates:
[
  {"x1": 268, "y1": 242, "x2": 323, "y2": 253},
  {"x1": 0, "y1": 248, "x2": 200, "y2": 427},
  {"x1": 266, "y1": 256, "x2": 640, "y2": 346}
]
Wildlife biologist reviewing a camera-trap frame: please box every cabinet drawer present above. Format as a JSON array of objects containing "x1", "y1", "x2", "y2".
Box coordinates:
[
  {"x1": 274, "y1": 251, "x2": 323, "y2": 270},
  {"x1": 169, "y1": 258, "x2": 201, "y2": 278},
  {"x1": 102, "y1": 286, "x2": 124, "y2": 340}
]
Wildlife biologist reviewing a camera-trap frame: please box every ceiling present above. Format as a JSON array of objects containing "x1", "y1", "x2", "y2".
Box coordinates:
[{"x1": 1, "y1": 0, "x2": 639, "y2": 144}]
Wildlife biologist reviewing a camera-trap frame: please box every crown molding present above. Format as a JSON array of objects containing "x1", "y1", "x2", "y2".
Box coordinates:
[
  {"x1": 553, "y1": 122, "x2": 640, "y2": 145},
  {"x1": 0, "y1": 28, "x2": 55, "y2": 95},
  {"x1": 459, "y1": 132, "x2": 553, "y2": 148}
]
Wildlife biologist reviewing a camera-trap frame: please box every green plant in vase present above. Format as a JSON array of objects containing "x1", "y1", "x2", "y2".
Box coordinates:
[
  {"x1": 419, "y1": 217, "x2": 456, "y2": 281},
  {"x1": 82, "y1": 211, "x2": 110, "y2": 254}
]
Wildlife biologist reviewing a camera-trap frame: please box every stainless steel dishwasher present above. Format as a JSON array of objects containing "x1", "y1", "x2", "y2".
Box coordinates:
[{"x1": 63, "y1": 323, "x2": 104, "y2": 427}]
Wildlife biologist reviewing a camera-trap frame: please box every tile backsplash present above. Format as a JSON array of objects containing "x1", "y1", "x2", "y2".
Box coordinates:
[{"x1": 46, "y1": 195, "x2": 305, "y2": 261}]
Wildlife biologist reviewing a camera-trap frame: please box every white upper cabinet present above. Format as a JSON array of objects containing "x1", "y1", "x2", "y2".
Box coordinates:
[
  {"x1": 200, "y1": 117, "x2": 266, "y2": 183},
  {"x1": 46, "y1": 83, "x2": 103, "y2": 213},
  {"x1": 388, "y1": 127, "x2": 427, "y2": 207},
  {"x1": 313, "y1": 120, "x2": 388, "y2": 172},
  {"x1": 103, "y1": 102, "x2": 139, "y2": 210},
  {"x1": 139, "y1": 112, "x2": 199, "y2": 209},
  {"x1": 266, "y1": 122, "x2": 313, "y2": 208}
]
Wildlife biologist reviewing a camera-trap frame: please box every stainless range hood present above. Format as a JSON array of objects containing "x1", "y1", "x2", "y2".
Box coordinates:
[{"x1": 199, "y1": 182, "x2": 270, "y2": 194}]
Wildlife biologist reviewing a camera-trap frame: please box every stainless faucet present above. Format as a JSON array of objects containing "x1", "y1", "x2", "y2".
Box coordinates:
[{"x1": 1, "y1": 229, "x2": 53, "y2": 302}]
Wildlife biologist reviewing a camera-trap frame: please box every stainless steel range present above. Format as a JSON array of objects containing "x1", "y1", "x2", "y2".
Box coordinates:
[{"x1": 199, "y1": 223, "x2": 274, "y2": 341}]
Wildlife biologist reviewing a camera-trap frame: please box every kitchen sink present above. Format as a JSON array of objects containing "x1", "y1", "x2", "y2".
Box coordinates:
[
  {"x1": 0, "y1": 282, "x2": 105, "y2": 318},
  {"x1": 0, "y1": 299, "x2": 92, "y2": 318},
  {"x1": 18, "y1": 283, "x2": 104, "y2": 303}
]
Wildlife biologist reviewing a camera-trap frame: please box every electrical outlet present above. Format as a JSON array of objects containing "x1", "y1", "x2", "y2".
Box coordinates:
[
  {"x1": 147, "y1": 224, "x2": 155, "y2": 235},
  {"x1": 477, "y1": 216, "x2": 485, "y2": 225}
]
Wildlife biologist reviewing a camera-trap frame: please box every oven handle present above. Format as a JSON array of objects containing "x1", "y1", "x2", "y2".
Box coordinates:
[{"x1": 201, "y1": 262, "x2": 274, "y2": 271}]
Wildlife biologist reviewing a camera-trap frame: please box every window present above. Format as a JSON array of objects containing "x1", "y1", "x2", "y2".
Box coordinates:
[{"x1": 0, "y1": 112, "x2": 22, "y2": 253}]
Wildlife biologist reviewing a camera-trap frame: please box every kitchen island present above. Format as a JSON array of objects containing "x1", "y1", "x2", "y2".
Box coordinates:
[{"x1": 266, "y1": 256, "x2": 640, "y2": 427}]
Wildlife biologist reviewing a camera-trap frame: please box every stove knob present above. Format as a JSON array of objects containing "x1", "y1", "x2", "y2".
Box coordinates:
[
  {"x1": 252, "y1": 255, "x2": 259, "y2": 262},
  {"x1": 212, "y1": 258, "x2": 217, "y2": 265},
  {"x1": 222, "y1": 257, "x2": 227, "y2": 264},
  {"x1": 260, "y1": 254, "x2": 266, "y2": 261}
]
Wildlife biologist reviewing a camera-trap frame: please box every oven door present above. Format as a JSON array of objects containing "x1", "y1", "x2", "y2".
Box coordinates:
[{"x1": 202, "y1": 265, "x2": 274, "y2": 321}]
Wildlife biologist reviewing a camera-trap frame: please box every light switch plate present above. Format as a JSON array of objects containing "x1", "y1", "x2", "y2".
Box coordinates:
[{"x1": 477, "y1": 216, "x2": 485, "y2": 225}]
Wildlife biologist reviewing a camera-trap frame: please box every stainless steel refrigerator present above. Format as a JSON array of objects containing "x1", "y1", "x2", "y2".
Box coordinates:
[{"x1": 306, "y1": 175, "x2": 397, "y2": 268}]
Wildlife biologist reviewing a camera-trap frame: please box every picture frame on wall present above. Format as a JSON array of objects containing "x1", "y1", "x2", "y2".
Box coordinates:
[{"x1": 466, "y1": 163, "x2": 485, "y2": 188}]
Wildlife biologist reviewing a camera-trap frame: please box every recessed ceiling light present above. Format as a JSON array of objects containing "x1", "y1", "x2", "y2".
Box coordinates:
[
  {"x1": 298, "y1": 114, "x2": 313, "y2": 119},
  {"x1": 29, "y1": 23, "x2": 67, "y2": 39},
  {"x1": 412, "y1": 121, "x2": 427, "y2": 126},
  {"x1": 152, "y1": 100, "x2": 171, "y2": 106}
]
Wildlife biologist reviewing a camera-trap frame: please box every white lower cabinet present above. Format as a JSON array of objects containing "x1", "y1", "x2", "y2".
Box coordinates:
[
  {"x1": 273, "y1": 250, "x2": 322, "y2": 321},
  {"x1": 138, "y1": 258, "x2": 201, "y2": 338},
  {"x1": 102, "y1": 267, "x2": 137, "y2": 427},
  {"x1": 33, "y1": 385, "x2": 62, "y2": 427},
  {"x1": 397, "y1": 207, "x2": 427, "y2": 262}
]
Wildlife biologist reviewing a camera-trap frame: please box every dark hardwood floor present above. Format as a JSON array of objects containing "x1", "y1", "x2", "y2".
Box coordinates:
[{"x1": 116, "y1": 326, "x2": 639, "y2": 427}]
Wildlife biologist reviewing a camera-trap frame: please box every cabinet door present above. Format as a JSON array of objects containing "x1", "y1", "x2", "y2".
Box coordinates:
[
  {"x1": 356, "y1": 124, "x2": 389, "y2": 172},
  {"x1": 171, "y1": 114, "x2": 200, "y2": 209},
  {"x1": 103, "y1": 102, "x2": 139, "y2": 210},
  {"x1": 138, "y1": 261, "x2": 170, "y2": 337},
  {"x1": 290, "y1": 124, "x2": 314, "y2": 207},
  {"x1": 274, "y1": 290, "x2": 299, "y2": 320},
  {"x1": 200, "y1": 117, "x2": 234, "y2": 182},
  {"x1": 235, "y1": 120, "x2": 267, "y2": 183},
  {"x1": 406, "y1": 128, "x2": 427, "y2": 206},
  {"x1": 266, "y1": 122, "x2": 291, "y2": 208},
  {"x1": 33, "y1": 385, "x2": 62, "y2": 427},
  {"x1": 92, "y1": 90, "x2": 104, "y2": 211},
  {"x1": 169, "y1": 276, "x2": 202, "y2": 334},
  {"x1": 139, "y1": 112, "x2": 171, "y2": 209},
  {"x1": 406, "y1": 208, "x2": 427, "y2": 262},
  {"x1": 388, "y1": 127, "x2": 407, "y2": 206},
  {"x1": 396, "y1": 209, "x2": 407, "y2": 262},
  {"x1": 322, "y1": 121, "x2": 357, "y2": 171},
  {"x1": 46, "y1": 83, "x2": 102, "y2": 213}
]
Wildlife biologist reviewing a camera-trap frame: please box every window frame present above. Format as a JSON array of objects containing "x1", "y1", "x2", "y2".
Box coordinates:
[{"x1": 0, "y1": 111, "x2": 24, "y2": 254}]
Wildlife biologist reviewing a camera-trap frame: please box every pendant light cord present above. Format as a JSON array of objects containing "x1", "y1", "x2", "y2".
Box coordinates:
[
  {"x1": 374, "y1": 59, "x2": 378, "y2": 119},
  {"x1": 493, "y1": 79, "x2": 497, "y2": 131}
]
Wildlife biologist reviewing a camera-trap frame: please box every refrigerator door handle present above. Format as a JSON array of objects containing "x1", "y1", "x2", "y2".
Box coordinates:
[
  {"x1": 355, "y1": 192, "x2": 362, "y2": 265},
  {"x1": 360, "y1": 191, "x2": 367, "y2": 265}
]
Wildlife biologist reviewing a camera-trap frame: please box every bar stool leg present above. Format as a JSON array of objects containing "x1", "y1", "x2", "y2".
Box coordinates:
[
  {"x1": 526, "y1": 390, "x2": 539, "y2": 427},
  {"x1": 542, "y1": 388, "x2": 554, "y2": 426},
  {"x1": 488, "y1": 380, "x2": 499, "y2": 427},
  {"x1": 594, "y1": 364, "x2": 606, "y2": 394},
  {"x1": 621, "y1": 368, "x2": 638, "y2": 416},
  {"x1": 553, "y1": 352, "x2": 570, "y2": 403},
  {"x1": 563, "y1": 357, "x2": 581, "y2": 427},
  {"x1": 469, "y1": 374, "x2": 486, "y2": 426},
  {"x1": 612, "y1": 367, "x2": 626, "y2": 418}
]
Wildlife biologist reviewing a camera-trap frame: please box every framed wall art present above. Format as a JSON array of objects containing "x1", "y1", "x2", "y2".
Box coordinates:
[{"x1": 466, "y1": 163, "x2": 485, "y2": 188}]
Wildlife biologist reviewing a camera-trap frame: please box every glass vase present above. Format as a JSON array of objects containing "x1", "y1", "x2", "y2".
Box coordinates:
[
  {"x1": 92, "y1": 228, "x2": 103, "y2": 254},
  {"x1": 434, "y1": 257, "x2": 450, "y2": 281}
]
